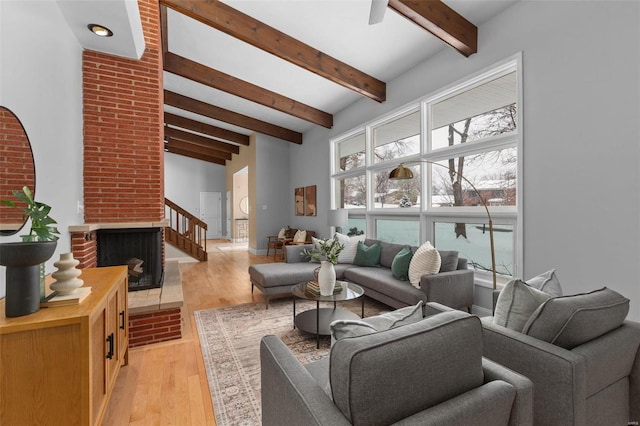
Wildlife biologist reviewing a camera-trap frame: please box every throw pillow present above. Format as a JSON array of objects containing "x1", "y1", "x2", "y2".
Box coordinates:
[
  {"x1": 526, "y1": 269, "x2": 563, "y2": 297},
  {"x1": 330, "y1": 301, "x2": 424, "y2": 341},
  {"x1": 408, "y1": 242, "x2": 441, "y2": 288},
  {"x1": 334, "y1": 232, "x2": 366, "y2": 264},
  {"x1": 523, "y1": 287, "x2": 629, "y2": 349},
  {"x1": 391, "y1": 246, "x2": 413, "y2": 281},
  {"x1": 293, "y1": 229, "x2": 306, "y2": 244},
  {"x1": 438, "y1": 250, "x2": 459, "y2": 273},
  {"x1": 493, "y1": 279, "x2": 552, "y2": 332},
  {"x1": 277, "y1": 227, "x2": 285, "y2": 239},
  {"x1": 353, "y1": 241, "x2": 381, "y2": 267}
]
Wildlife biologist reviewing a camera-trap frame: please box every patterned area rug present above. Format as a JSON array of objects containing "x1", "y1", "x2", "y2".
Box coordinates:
[{"x1": 194, "y1": 296, "x2": 389, "y2": 425}]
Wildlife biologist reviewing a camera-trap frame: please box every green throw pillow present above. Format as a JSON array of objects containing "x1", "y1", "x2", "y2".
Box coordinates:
[
  {"x1": 353, "y1": 241, "x2": 381, "y2": 267},
  {"x1": 391, "y1": 246, "x2": 413, "y2": 281}
]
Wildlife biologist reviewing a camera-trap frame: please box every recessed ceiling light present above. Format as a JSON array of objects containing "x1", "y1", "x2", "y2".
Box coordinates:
[{"x1": 88, "y1": 24, "x2": 113, "y2": 37}]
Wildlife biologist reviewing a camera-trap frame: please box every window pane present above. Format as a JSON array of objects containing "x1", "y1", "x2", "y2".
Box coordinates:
[
  {"x1": 336, "y1": 175, "x2": 366, "y2": 209},
  {"x1": 431, "y1": 72, "x2": 517, "y2": 150},
  {"x1": 430, "y1": 148, "x2": 517, "y2": 207},
  {"x1": 336, "y1": 132, "x2": 365, "y2": 172},
  {"x1": 373, "y1": 111, "x2": 420, "y2": 164},
  {"x1": 374, "y1": 166, "x2": 421, "y2": 209},
  {"x1": 376, "y1": 219, "x2": 420, "y2": 245},
  {"x1": 434, "y1": 222, "x2": 513, "y2": 275},
  {"x1": 345, "y1": 217, "x2": 366, "y2": 237}
]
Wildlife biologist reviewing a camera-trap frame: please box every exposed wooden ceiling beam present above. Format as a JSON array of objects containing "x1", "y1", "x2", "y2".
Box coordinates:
[
  {"x1": 159, "y1": 0, "x2": 386, "y2": 103},
  {"x1": 164, "y1": 52, "x2": 333, "y2": 129},
  {"x1": 165, "y1": 112, "x2": 249, "y2": 146},
  {"x1": 165, "y1": 138, "x2": 232, "y2": 160},
  {"x1": 164, "y1": 125, "x2": 240, "y2": 154},
  {"x1": 164, "y1": 90, "x2": 302, "y2": 144},
  {"x1": 165, "y1": 144, "x2": 227, "y2": 165},
  {"x1": 160, "y1": 5, "x2": 169, "y2": 55},
  {"x1": 388, "y1": 0, "x2": 477, "y2": 57}
]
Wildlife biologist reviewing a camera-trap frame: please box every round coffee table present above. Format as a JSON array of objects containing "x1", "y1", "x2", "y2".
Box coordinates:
[{"x1": 292, "y1": 281, "x2": 365, "y2": 348}]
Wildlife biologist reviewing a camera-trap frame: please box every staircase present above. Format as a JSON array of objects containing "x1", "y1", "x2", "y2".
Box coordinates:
[{"x1": 165, "y1": 198, "x2": 208, "y2": 261}]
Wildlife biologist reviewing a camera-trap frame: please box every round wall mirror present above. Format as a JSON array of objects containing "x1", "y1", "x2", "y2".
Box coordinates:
[
  {"x1": 0, "y1": 106, "x2": 36, "y2": 236},
  {"x1": 239, "y1": 197, "x2": 249, "y2": 215}
]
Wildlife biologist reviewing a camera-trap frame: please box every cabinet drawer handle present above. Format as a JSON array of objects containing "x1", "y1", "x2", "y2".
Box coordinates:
[
  {"x1": 106, "y1": 333, "x2": 114, "y2": 359},
  {"x1": 119, "y1": 311, "x2": 126, "y2": 330}
]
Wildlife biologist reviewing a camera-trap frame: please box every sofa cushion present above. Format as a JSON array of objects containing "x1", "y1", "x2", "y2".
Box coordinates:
[
  {"x1": 353, "y1": 241, "x2": 381, "y2": 267},
  {"x1": 330, "y1": 310, "x2": 484, "y2": 426},
  {"x1": 523, "y1": 287, "x2": 630, "y2": 349},
  {"x1": 379, "y1": 241, "x2": 408, "y2": 268},
  {"x1": 330, "y1": 301, "x2": 423, "y2": 341},
  {"x1": 408, "y1": 241, "x2": 441, "y2": 288},
  {"x1": 438, "y1": 250, "x2": 459, "y2": 273},
  {"x1": 391, "y1": 246, "x2": 413, "y2": 281},
  {"x1": 526, "y1": 269, "x2": 563, "y2": 297},
  {"x1": 344, "y1": 267, "x2": 426, "y2": 306},
  {"x1": 493, "y1": 279, "x2": 552, "y2": 332}
]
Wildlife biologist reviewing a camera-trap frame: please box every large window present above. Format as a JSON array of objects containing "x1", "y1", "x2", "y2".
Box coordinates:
[{"x1": 331, "y1": 57, "x2": 522, "y2": 283}]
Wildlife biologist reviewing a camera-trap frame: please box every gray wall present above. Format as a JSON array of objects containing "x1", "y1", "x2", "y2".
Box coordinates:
[
  {"x1": 0, "y1": 1, "x2": 84, "y2": 297},
  {"x1": 254, "y1": 134, "x2": 291, "y2": 251},
  {"x1": 289, "y1": 1, "x2": 640, "y2": 320},
  {"x1": 164, "y1": 152, "x2": 227, "y2": 235}
]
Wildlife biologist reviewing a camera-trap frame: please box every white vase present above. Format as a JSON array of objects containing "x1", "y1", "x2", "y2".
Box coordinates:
[
  {"x1": 50, "y1": 252, "x2": 84, "y2": 296},
  {"x1": 317, "y1": 261, "x2": 336, "y2": 296}
]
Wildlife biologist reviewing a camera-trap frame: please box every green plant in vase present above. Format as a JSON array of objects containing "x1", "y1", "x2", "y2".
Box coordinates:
[
  {"x1": 0, "y1": 186, "x2": 59, "y2": 314},
  {"x1": 1, "y1": 185, "x2": 60, "y2": 242}
]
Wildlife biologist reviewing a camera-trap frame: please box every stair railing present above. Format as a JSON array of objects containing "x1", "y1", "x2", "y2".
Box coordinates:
[{"x1": 164, "y1": 198, "x2": 208, "y2": 261}]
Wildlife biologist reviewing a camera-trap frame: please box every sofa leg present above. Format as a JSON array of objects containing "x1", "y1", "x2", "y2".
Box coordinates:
[
  {"x1": 467, "y1": 306, "x2": 472, "y2": 313},
  {"x1": 251, "y1": 282, "x2": 254, "y2": 293},
  {"x1": 265, "y1": 297, "x2": 269, "y2": 310}
]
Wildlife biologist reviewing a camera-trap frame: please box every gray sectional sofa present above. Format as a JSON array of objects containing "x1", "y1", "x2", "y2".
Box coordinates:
[{"x1": 249, "y1": 238, "x2": 474, "y2": 311}]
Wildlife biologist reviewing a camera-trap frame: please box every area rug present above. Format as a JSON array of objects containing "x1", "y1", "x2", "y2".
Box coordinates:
[{"x1": 194, "y1": 296, "x2": 389, "y2": 425}]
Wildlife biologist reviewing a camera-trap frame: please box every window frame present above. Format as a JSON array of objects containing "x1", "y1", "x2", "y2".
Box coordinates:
[{"x1": 330, "y1": 54, "x2": 523, "y2": 285}]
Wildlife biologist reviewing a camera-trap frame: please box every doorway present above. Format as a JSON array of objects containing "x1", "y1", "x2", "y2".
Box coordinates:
[{"x1": 200, "y1": 192, "x2": 222, "y2": 239}]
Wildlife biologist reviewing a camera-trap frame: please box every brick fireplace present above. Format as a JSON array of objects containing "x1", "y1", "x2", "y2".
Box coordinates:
[{"x1": 69, "y1": 0, "x2": 182, "y2": 347}]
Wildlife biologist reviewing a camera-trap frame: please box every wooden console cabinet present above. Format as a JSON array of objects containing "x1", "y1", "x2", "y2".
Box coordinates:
[{"x1": 0, "y1": 266, "x2": 128, "y2": 425}]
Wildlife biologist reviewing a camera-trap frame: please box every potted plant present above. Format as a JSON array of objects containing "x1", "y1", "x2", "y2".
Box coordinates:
[
  {"x1": 0, "y1": 186, "x2": 59, "y2": 317},
  {"x1": 302, "y1": 237, "x2": 344, "y2": 296}
]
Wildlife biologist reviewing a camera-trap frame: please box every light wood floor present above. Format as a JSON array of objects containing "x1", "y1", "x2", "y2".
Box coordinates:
[{"x1": 102, "y1": 240, "x2": 277, "y2": 426}]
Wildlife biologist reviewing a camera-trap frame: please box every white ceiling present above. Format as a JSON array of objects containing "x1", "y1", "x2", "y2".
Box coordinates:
[{"x1": 57, "y1": 0, "x2": 519, "y2": 143}]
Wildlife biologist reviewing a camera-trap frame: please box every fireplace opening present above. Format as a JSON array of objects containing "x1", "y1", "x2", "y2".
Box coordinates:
[{"x1": 97, "y1": 228, "x2": 164, "y2": 291}]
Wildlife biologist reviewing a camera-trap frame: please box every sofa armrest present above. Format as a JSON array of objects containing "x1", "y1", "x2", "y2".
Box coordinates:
[
  {"x1": 424, "y1": 301, "x2": 456, "y2": 316},
  {"x1": 482, "y1": 358, "x2": 533, "y2": 426},
  {"x1": 260, "y1": 335, "x2": 350, "y2": 426},
  {"x1": 419, "y1": 269, "x2": 474, "y2": 311},
  {"x1": 284, "y1": 244, "x2": 314, "y2": 263},
  {"x1": 481, "y1": 318, "x2": 586, "y2": 426}
]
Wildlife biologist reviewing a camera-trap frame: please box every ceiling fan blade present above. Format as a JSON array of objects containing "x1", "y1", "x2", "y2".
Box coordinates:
[{"x1": 368, "y1": 0, "x2": 389, "y2": 25}]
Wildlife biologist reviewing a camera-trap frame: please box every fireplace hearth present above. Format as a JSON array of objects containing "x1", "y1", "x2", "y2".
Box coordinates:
[{"x1": 97, "y1": 228, "x2": 163, "y2": 291}]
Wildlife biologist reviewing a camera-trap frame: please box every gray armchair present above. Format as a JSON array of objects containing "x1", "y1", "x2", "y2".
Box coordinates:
[
  {"x1": 261, "y1": 309, "x2": 533, "y2": 425},
  {"x1": 481, "y1": 288, "x2": 640, "y2": 426}
]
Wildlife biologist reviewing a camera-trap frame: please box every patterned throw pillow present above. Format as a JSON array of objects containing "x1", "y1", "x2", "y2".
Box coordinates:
[
  {"x1": 408, "y1": 242, "x2": 441, "y2": 288},
  {"x1": 334, "y1": 232, "x2": 366, "y2": 264}
]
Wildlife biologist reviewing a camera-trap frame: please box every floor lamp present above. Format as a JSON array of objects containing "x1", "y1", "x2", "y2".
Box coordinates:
[
  {"x1": 389, "y1": 162, "x2": 497, "y2": 290},
  {"x1": 327, "y1": 209, "x2": 348, "y2": 235}
]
